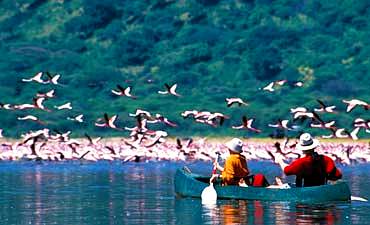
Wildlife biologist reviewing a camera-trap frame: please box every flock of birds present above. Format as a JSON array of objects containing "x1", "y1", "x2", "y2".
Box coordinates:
[{"x1": 0, "y1": 71, "x2": 369, "y2": 165}]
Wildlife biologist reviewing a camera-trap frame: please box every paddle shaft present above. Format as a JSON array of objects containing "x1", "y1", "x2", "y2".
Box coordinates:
[{"x1": 211, "y1": 153, "x2": 220, "y2": 175}]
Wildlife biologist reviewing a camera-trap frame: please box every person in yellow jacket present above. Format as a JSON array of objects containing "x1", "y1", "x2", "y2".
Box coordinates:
[
  {"x1": 212, "y1": 138, "x2": 250, "y2": 185},
  {"x1": 211, "y1": 138, "x2": 269, "y2": 187}
]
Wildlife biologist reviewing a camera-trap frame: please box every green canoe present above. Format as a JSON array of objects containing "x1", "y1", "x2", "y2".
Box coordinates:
[{"x1": 174, "y1": 168, "x2": 351, "y2": 203}]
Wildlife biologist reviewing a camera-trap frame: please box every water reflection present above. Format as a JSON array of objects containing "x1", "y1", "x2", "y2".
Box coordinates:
[{"x1": 200, "y1": 200, "x2": 347, "y2": 225}]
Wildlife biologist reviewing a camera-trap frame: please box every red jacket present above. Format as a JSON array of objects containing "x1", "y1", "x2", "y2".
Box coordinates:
[{"x1": 284, "y1": 153, "x2": 342, "y2": 187}]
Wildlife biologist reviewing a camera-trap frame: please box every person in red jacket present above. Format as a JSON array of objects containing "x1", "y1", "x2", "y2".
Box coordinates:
[{"x1": 275, "y1": 133, "x2": 342, "y2": 187}]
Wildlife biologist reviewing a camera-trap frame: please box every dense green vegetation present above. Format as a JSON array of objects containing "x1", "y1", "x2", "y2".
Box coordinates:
[{"x1": 0, "y1": 0, "x2": 369, "y2": 139}]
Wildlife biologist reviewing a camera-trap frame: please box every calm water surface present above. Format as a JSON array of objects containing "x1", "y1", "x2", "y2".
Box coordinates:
[{"x1": 0, "y1": 161, "x2": 369, "y2": 225}]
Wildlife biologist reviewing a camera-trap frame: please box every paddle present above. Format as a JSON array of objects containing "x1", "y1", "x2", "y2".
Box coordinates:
[{"x1": 201, "y1": 152, "x2": 220, "y2": 204}]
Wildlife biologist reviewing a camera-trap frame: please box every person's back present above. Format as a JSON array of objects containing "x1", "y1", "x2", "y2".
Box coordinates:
[
  {"x1": 284, "y1": 152, "x2": 342, "y2": 187},
  {"x1": 276, "y1": 133, "x2": 342, "y2": 187},
  {"x1": 222, "y1": 153, "x2": 249, "y2": 185}
]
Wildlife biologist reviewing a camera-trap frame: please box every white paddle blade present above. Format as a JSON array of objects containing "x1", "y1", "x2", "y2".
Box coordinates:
[
  {"x1": 201, "y1": 183, "x2": 217, "y2": 205},
  {"x1": 351, "y1": 196, "x2": 368, "y2": 202}
]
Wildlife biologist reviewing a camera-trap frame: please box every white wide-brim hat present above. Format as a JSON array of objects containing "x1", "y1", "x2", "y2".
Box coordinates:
[
  {"x1": 296, "y1": 133, "x2": 320, "y2": 151},
  {"x1": 225, "y1": 138, "x2": 243, "y2": 153}
]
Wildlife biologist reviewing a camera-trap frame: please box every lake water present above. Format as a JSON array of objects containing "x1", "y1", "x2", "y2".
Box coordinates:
[{"x1": 0, "y1": 161, "x2": 369, "y2": 225}]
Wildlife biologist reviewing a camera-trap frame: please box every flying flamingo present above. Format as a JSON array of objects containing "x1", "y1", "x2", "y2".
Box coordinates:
[
  {"x1": 293, "y1": 111, "x2": 324, "y2": 124},
  {"x1": 95, "y1": 113, "x2": 122, "y2": 130},
  {"x1": 158, "y1": 83, "x2": 181, "y2": 97},
  {"x1": 111, "y1": 85, "x2": 137, "y2": 99},
  {"x1": 310, "y1": 120, "x2": 336, "y2": 129},
  {"x1": 14, "y1": 97, "x2": 50, "y2": 111},
  {"x1": 207, "y1": 112, "x2": 229, "y2": 126},
  {"x1": 290, "y1": 107, "x2": 308, "y2": 114},
  {"x1": 129, "y1": 109, "x2": 153, "y2": 119},
  {"x1": 45, "y1": 72, "x2": 61, "y2": 85},
  {"x1": 225, "y1": 98, "x2": 248, "y2": 107},
  {"x1": 181, "y1": 110, "x2": 199, "y2": 119},
  {"x1": 84, "y1": 133, "x2": 102, "y2": 146},
  {"x1": 54, "y1": 102, "x2": 72, "y2": 110},
  {"x1": 22, "y1": 72, "x2": 49, "y2": 84},
  {"x1": 0, "y1": 103, "x2": 14, "y2": 110},
  {"x1": 232, "y1": 116, "x2": 262, "y2": 133},
  {"x1": 261, "y1": 82, "x2": 275, "y2": 92},
  {"x1": 353, "y1": 118, "x2": 370, "y2": 133},
  {"x1": 67, "y1": 114, "x2": 84, "y2": 123},
  {"x1": 36, "y1": 89, "x2": 55, "y2": 98},
  {"x1": 322, "y1": 127, "x2": 360, "y2": 140},
  {"x1": 342, "y1": 99, "x2": 369, "y2": 112},
  {"x1": 154, "y1": 114, "x2": 177, "y2": 127},
  {"x1": 145, "y1": 131, "x2": 168, "y2": 148},
  {"x1": 314, "y1": 99, "x2": 336, "y2": 113},
  {"x1": 17, "y1": 115, "x2": 46, "y2": 125},
  {"x1": 268, "y1": 119, "x2": 296, "y2": 130}
]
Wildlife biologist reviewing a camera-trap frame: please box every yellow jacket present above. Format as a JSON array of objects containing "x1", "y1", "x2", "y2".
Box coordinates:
[{"x1": 222, "y1": 154, "x2": 249, "y2": 185}]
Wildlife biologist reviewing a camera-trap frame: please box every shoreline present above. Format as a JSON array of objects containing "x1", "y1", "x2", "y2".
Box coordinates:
[
  {"x1": 0, "y1": 135, "x2": 369, "y2": 164},
  {"x1": 1, "y1": 136, "x2": 369, "y2": 144}
]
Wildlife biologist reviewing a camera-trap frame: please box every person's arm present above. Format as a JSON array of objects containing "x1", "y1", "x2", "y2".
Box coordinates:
[
  {"x1": 324, "y1": 156, "x2": 342, "y2": 180},
  {"x1": 275, "y1": 154, "x2": 289, "y2": 171},
  {"x1": 282, "y1": 158, "x2": 303, "y2": 176},
  {"x1": 214, "y1": 161, "x2": 224, "y2": 172}
]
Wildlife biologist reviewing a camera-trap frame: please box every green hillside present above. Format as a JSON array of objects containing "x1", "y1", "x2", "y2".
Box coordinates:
[{"x1": 0, "y1": 0, "x2": 369, "y2": 138}]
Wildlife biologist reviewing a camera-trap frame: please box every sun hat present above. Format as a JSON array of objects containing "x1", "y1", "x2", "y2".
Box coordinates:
[
  {"x1": 225, "y1": 138, "x2": 243, "y2": 153},
  {"x1": 296, "y1": 133, "x2": 320, "y2": 151}
]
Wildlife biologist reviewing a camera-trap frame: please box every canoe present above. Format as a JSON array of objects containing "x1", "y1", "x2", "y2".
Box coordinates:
[{"x1": 174, "y1": 168, "x2": 351, "y2": 203}]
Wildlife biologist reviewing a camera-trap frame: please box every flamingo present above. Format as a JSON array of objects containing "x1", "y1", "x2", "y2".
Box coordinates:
[
  {"x1": 54, "y1": 102, "x2": 72, "y2": 110},
  {"x1": 261, "y1": 82, "x2": 275, "y2": 92},
  {"x1": 293, "y1": 111, "x2": 324, "y2": 124},
  {"x1": 22, "y1": 72, "x2": 49, "y2": 84},
  {"x1": 268, "y1": 119, "x2": 297, "y2": 130},
  {"x1": 36, "y1": 89, "x2": 55, "y2": 98},
  {"x1": 314, "y1": 99, "x2": 336, "y2": 113},
  {"x1": 194, "y1": 111, "x2": 212, "y2": 120},
  {"x1": 176, "y1": 138, "x2": 193, "y2": 150},
  {"x1": 129, "y1": 109, "x2": 152, "y2": 119},
  {"x1": 275, "y1": 79, "x2": 288, "y2": 86},
  {"x1": 34, "y1": 97, "x2": 50, "y2": 111},
  {"x1": 290, "y1": 81, "x2": 303, "y2": 87},
  {"x1": 353, "y1": 118, "x2": 370, "y2": 133},
  {"x1": 14, "y1": 97, "x2": 50, "y2": 111},
  {"x1": 342, "y1": 99, "x2": 369, "y2": 113},
  {"x1": 67, "y1": 114, "x2": 84, "y2": 123},
  {"x1": 154, "y1": 114, "x2": 177, "y2": 127},
  {"x1": 145, "y1": 131, "x2": 168, "y2": 148},
  {"x1": 232, "y1": 116, "x2": 262, "y2": 133},
  {"x1": 50, "y1": 130, "x2": 71, "y2": 142},
  {"x1": 95, "y1": 113, "x2": 122, "y2": 130},
  {"x1": 181, "y1": 110, "x2": 199, "y2": 118},
  {"x1": 111, "y1": 85, "x2": 137, "y2": 99},
  {"x1": 290, "y1": 107, "x2": 308, "y2": 114},
  {"x1": 84, "y1": 133, "x2": 102, "y2": 146},
  {"x1": 45, "y1": 72, "x2": 61, "y2": 85},
  {"x1": 195, "y1": 118, "x2": 218, "y2": 127},
  {"x1": 158, "y1": 83, "x2": 181, "y2": 97},
  {"x1": 310, "y1": 120, "x2": 336, "y2": 129},
  {"x1": 0, "y1": 103, "x2": 14, "y2": 110},
  {"x1": 225, "y1": 98, "x2": 248, "y2": 107},
  {"x1": 322, "y1": 127, "x2": 360, "y2": 140},
  {"x1": 207, "y1": 112, "x2": 229, "y2": 126},
  {"x1": 17, "y1": 115, "x2": 46, "y2": 125}
]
